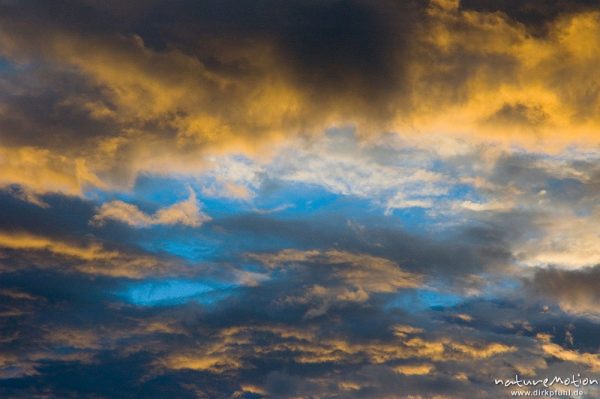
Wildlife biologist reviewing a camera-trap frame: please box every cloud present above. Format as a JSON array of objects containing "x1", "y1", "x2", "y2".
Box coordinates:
[
  {"x1": 0, "y1": 232, "x2": 118, "y2": 261},
  {"x1": 407, "y1": 1, "x2": 600, "y2": 147},
  {"x1": 0, "y1": 146, "x2": 104, "y2": 196},
  {"x1": 0, "y1": 242, "x2": 588, "y2": 399},
  {"x1": 515, "y1": 209, "x2": 600, "y2": 269},
  {"x1": 1, "y1": 2, "x2": 600, "y2": 398},
  {"x1": 0, "y1": 230, "x2": 179, "y2": 278},
  {"x1": 216, "y1": 208, "x2": 513, "y2": 286},
  {"x1": 393, "y1": 363, "x2": 435, "y2": 375},
  {"x1": 248, "y1": 248, "x2": 423, "y2": 317},
  {"x1": 156, "y1": 322, "x2": 516, "y2": 377},
  {"x1": 539, "y1": 336, "x2": 600, "y2": 371},
  {"x1": 459, "y1": 0, "x2": 600, "y2": 34},
  {"x1": 528, "y1": 265, "x2": 600, "y2": 316},
  {"x1": 2, "y1": 0, "x2": 600, "y2": 199},
  {"x1": 93, "y1": 189, "x2": 210, "y2": 227},
  {"x1": 0, "y1": 0, "x2": 419, "y2": 194},
  {"x1": 249, "y1": 249, "x2": 422, "y2": 291}
]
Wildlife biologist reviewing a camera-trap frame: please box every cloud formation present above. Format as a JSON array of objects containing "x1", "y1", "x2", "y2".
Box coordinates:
[
  {"x1": 93, "y1": 189, "x2": 210, "y2": 227},
  {"x1": 529, "y1": 266, "x2": 600, "y2": 316},
  {"x1": 2, "y1": 0, "x2": 600, "y2": 197},
  {"x1": 1, "y1": 1, "x2": 600, "y2": 398}
]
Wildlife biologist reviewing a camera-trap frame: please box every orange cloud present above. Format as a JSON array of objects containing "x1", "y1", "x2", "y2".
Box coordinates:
[
  {"x1": 249, "y1": 249, "x2": 423, "y2": 315},
  {"x1": 157, "y1": 322, "x2": 516, "y2": 377},
  {"x1": 404, "y1": 3, "x2": 600, "y2": 149},
  {"x1": 0, "y1": 231, "x2": 178, "y2": 278},
  {"x1": 93, "y1": 189, "x2": 210, "y2": 227},
  {"x1": 0, "y1": 232, "x2": 118, "y2": 261},
  {"x1": 1, "y1": 1, "x2": 600, "y2": 200},
  {"x1": 541, "y1": 342, "x2": 600, "y2": 371},
  {"x1": 0, "y1": 146, "x2": 105, "y2": 197},
  {"x1": 393, "y1": 363, "x2": 435, "y2": 375}
]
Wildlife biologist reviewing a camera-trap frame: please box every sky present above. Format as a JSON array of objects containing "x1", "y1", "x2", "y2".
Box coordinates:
[{"x1": 1, "y1": 0, "x2": 600, "y2": 398}]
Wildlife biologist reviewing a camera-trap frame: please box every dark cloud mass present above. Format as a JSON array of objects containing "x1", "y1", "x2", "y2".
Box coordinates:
[
  {"x1": 528, "y1": 265, "x2": 600, "y2": 316},
  {"x1": 0, "y1": 0, "x2": 423, "y2": 133},
  {"x1": 459, "y1": 0, "x2": 600, "y2": 34}
]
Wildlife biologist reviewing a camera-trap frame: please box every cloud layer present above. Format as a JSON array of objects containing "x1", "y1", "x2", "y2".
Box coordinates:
[
  {"x1": 1, "y1": 1, "x2": 600, "y2": 398},
  {"x1": 2, "y1": 0, "x2": 600, "y2": 196}
]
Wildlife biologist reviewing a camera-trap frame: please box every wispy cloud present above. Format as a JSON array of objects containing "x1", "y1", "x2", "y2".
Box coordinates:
[{"x1": 93, "y1": 188, "x2": 210, "y2": 228}]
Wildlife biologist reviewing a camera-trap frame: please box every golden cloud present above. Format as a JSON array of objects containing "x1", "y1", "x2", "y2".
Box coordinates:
[
  {"x1": 92, "y1": 188, "x2": 210, "y2": 227},
  {"x1": 0, "y1": 146, "x2": 104, "y2": 197},
  {"x1": 1, "y1": 1, "x2": 600, "y2": 198},
  {"x1": 0, "y1": 231, "x2": 178, "y2": 278},
  {"x1": 0, "y1": 232, "x2": 119, "y2": 261},
  {"x1": 541, "y1": 342, "x2": 600, "y2": 371},
  {"x1": 249, "y1": 249, "x2": 423, "y2": 316},
  {"x1": 393, "y1": 363, "x2": 435, "y2": 375},
  {"x1": 157, "y1": 323, "x2": 516, "y2": 376}
]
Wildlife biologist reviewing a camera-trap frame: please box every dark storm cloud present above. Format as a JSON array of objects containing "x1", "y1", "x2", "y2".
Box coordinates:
[
  {"x1": 0, "y1": 189, "x2": 209, "y2": 278},
  {"x1": 143, "y1": 0, "x2": 422, "y2": 95},
  {"x1": 0, "y1": 214, "x2": 597, "y2": 398},
  {"x1": 0, "y1": 0, "x2": 437, "y2": 194},
  {"x1": 480, "y1": 152, "x2": 600, "y2": 212},
  {"x1": 527, "y1": 265, "x2": 600, "y2": 316},
  {"x1": 437, "y1": 296, "x2": 600, "y2": 352},
  {"x1": 0, "y1": 264, "x2": 550, "y2": 399},
  {"x1": 0, "y1": 189, "x2": 105, "y2": 240},
  {"x1": 459, "y1": 0, "x2": 600, "y2": 34},
  {"x1": 0, "y1": 0, "x2": 424, "y2": 120},
  {"x1": 0, "y1": 65, "x2": 116, "y2": 150},
  {"x1": 0, "y1": 189, "x2": 144, "y2": 259},
  {"x1": 0, "y1": 188, "x2": 534, "y2": 398},
  {"x1": 216, "y1": 211, "x2": 512, "y2": 282},
  {"x1": 0, "y1": 270, "x2": 491, "y2": 397}
]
